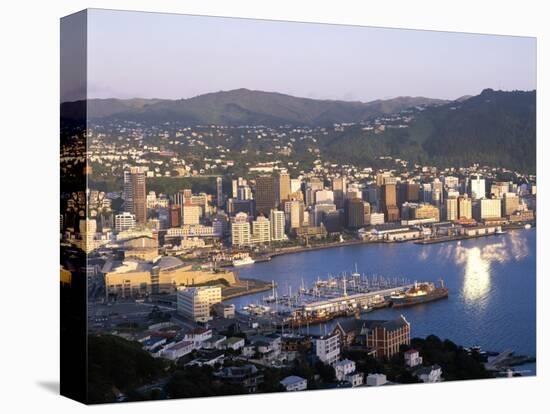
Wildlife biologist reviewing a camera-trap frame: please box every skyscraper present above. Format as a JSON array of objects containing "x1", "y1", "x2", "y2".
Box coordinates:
[
  {"x1": 332, "y1": 176, "x2": 347, "y2": 209},
  {"x1": 255, "y1": 176, "x2": 277, "y2": 216},
  {"x1": 446, "y1": 197, "x2": 458, "y2": 221},
  {"x1": 345, "y1": 198, "x2": 365, "y2": 228},
  {"x1": 380, "y1": 183, "x2": 398, "y2": 222},
  {"x1": 125, "y1": 167, "x2": 147, "y2": 224},
  {"x1": 458, "y1": 195, "x2": 473, "y2": 219},
  {"x1": 278, "y1": 172, "x2": 291, "y2": 205},
  {"x1": 216, "y1": 176, "x2": 224, "y2": 208},
  {"x1": 470, "y1": 176, "x2": 486, "y2": 200},
  {"x1": 270, "y1": 209, "x2": 286, "y2": 241}
]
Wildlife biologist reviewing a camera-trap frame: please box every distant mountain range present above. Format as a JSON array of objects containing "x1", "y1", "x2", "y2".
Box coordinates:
[
  {"x1": 61, "y1": 88, "x2": 447, "y2": 126},
  {"x1": 61, "y1": 88, "x2": 536, "y2": 172}
]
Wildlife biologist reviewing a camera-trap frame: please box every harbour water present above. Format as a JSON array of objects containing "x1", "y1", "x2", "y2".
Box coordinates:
[{"x1": 226, "y1": 230, "x2": 536, "y2": 375}]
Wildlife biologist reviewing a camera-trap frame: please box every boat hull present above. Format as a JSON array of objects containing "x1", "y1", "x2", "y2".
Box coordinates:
[{"x1": 390, "y1": 288, "x2": 448, "y2": 308}]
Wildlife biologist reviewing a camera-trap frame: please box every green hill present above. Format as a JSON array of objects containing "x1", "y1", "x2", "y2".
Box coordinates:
[{"x1": 62, "y1": 88, "x2": 445, "y2": 126}]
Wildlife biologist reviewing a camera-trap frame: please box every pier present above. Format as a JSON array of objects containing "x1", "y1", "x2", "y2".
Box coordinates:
[{"x1": 302, "y1": 285, "x2": 414, "y2": 315}]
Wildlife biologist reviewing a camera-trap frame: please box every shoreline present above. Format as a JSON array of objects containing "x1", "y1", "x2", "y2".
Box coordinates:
[{"x1": 261, "y1": 223, "x2": 535, "y2": 262}]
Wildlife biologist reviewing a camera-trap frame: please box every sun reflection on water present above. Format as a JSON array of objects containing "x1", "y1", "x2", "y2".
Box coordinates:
[{"x1": 434, "y1": 232, "x2": 529, "y2": 303}]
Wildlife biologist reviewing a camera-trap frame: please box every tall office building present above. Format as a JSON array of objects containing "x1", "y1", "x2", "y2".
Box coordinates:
[
  {"x1": 124, "y1": 167, "x2": 147, "y2": 224},
  {"x1": 284, "y1": 200, "x2": 305, "y2": 230},
  {"x1": 315, "y1": 189, "x2": 334, "y2": 205},
  {"x1": 182, "y1": 203, "x2": 201, "y2": 225},
  {"x1": 270, "y1": 209, "x2": 286, "y2": 241},
  {"x1": 470, "y1": 176, "x2": 486, "y2": 200},
  {"x1": 475, "y1": 198, "x2": 501, "y2": 221},
  {"x1": 278, "y1": 172, "x2": 291, "y2": 205},
  {"x1": 255, "y1": 176, "x2": 277, "y2": 216},
  {"x1": 502, "y1": 193, "x2": 520, "y2": 216},
  {"x1": 332, "y1": 176, "x2": 347, "y2": 209},
  {"x1": 381, "y1": 183, "x2": 398, "y2": 222},
  {"x1": 345, "y1": 198, "x2": 365, "y2": 228},
  {"x1": 446, "y1": 197, "x2": 458, "y2": 221},
  {"x1": 216, "y1": 177, "x2": 224, "y2": 208},
  {"x1": 169, "y1": 205, "x2": 182, "y2": 227},
  {"x1": 458, "y1": 196, "x2": 472, "y2": 219},
  {"x1": 313, "y1": 203, "x2": 337, "y2": 226},
  {"x1": 232, "y1": 179, "x2": 239, "y2": 198},
  {"x1": 305, "y1": 178, "x2": 324, "y2": 206},
  {"x1": 251, "y1": 216, "x2": 271, "y2": 244},
  {"x1": 231, "y1": 212, "x2": 251, "y2": 246}
]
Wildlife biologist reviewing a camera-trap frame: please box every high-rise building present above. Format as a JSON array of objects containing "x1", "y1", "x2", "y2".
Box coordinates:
[
  {"x1": 406, "y1": 183, "x2": 420, "y2": 202},
  {"x1": 278, "y1": 172, "x2": 291, "y2": 205},
  {"x1": 227, "y1": 198, "x2": 255, "y2": 217},
  {"x1": 381, "y1": 183, "x2": 398, "y2": 222},
  {"x1": 270, "y1": 209, "x2": 286, "y2": 241},
  {"x1": 502, "y1": 193, "x2": 520, "y2": 216},
  {"x1": 363, "y1": 201, "x2": 371, "y2": 224},
  {"x1": 231, "y1": 212, "x2": 251, "y2": 246},
  {"x1": 315, "y1": 189, "x2": 334, "y2": 205},
  {"x1": 125, "y1": 167, "x2": 147, "y2": 224},
  {"x1": 284, "y1": 200, "x2": 305, "y2": 230},
  {"x1": 255, "y1": 176, "x2": 277, "y2": 216},
  {"x1": 470, "y1": 176, "x2": 486, "y2": 200},
  {"x1": 446, "y1": 197, "x2": 458, "y2": 221},
  {"x1": 237, "y1": 185, "x2": 253, "y2": 200},
  {"x1": 290, "y1": 178, "x2": 302, "y2": 194},
  {"x1": 216, "y1": 177, "x2": 224, "y2": 207},
  {"x1": 313, "y1": 203, "x2": 337, "y2": 226},
  {"x1": 177, "y1": 286, "x2": 222, "y2": 323},
  {"x1": 182, "y1": 203, "x2": 201, "y2": 225},
  {"x1": 115, "y1": 212, "x2": 136, "y2": 233},
  {"x1": 332, "y1": 176, "x2": 347, "y2": 209},
  {"x1": 475, "y1": 198, "x2": 501, "y2": 221},
  {"x1": 232, "y1": 179, "x2": 239, "y2": 198},
  {"x1": 251, "y1": 216, "x2": 271, "y2": 244},
  {"x1": 169, "y1": 205, "x2": 182, "y2": 227},
  {"x1": 345, "y1": 198, "x2": 365, "y2": 228},
  {"x1": 458, "y1": 196, "x2": 472, "y2": 219}
]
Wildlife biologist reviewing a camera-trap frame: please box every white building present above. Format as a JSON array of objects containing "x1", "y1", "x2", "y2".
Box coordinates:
[
  {"x1": 334, "y1": 359, "x2": 356, "y2": 381},
  {"x1": 369, "y1": 212, "x2": 385, "y2": 225},
  {"x1": 231, "y1": 212, "x2": 251, "y2": 246},
  {"x1": 270, "y1": 209, "x2": 286, "y2": 241},
  {"x1": 470, "y1": 176, "x2": 486, "y2": 200},
  {"x1": 315, "y1": 189, "x2": 334, "y2": 205},
  {"x1": 476, "y1": 198, "x2": 502, "y2": 220},
  {"x1": 345, "y1": 372, "x2": 364, "y2": 387},
  {"x1": 177, "y1": 286, "x2": 222, "y2": 322},
  {"x1": 115, "y1": 212, "x2": 136, "y2": 233},
  {"x1": 251, "y1": 216, "x2": 271, "y2": 244},
  {"x1": 183, "y1": 327, "x2": 213, "y2": 348},
  {"x1": 280, "y1": 376, "x2": 308, "y2": 392},
  {"x1": 315, "y1": 334, "x2": 340, "y2": 365},
  {"x1": 161, "y1": 340, "x2": 194, "y2": 360},
  {"x1": 414, "y1": 365, "x2": 442, "y2": 383},
  {"x1": 221, "y1": 337, "x2": 245, "y2": 351},
  {"x1": 366, "y1": 373, "x2": 387, "y2": 386},
  {"x1": 404, "y1": 349, "x2": 423, "y2": 368}
]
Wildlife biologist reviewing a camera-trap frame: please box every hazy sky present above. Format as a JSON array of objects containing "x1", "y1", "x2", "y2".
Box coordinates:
[{"x1": 79, "y1": 9, "x2": 536, "y2": 102}]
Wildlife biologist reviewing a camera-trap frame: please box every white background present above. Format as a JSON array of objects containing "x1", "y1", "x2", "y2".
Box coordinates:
[{"x1": 0, "y1": 0, "x2": 547, "y2": 412}]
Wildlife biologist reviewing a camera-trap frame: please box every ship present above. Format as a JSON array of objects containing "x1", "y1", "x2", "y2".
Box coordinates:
[
  {"x1": 232, "y1": 256, "x2": 255, "y2": 267},
  {"x1": 390, "y1": 279, "x2": 448, "y2": 308}
]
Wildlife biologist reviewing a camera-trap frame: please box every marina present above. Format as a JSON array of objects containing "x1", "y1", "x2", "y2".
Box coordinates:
[{"x1": 225, "y1": 230, "x2": 536, "y2": 374}]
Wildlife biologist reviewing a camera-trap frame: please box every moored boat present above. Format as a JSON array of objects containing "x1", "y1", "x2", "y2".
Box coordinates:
[{"x1": 390, "y1": 279, "x2": 448, "y2": 308}]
